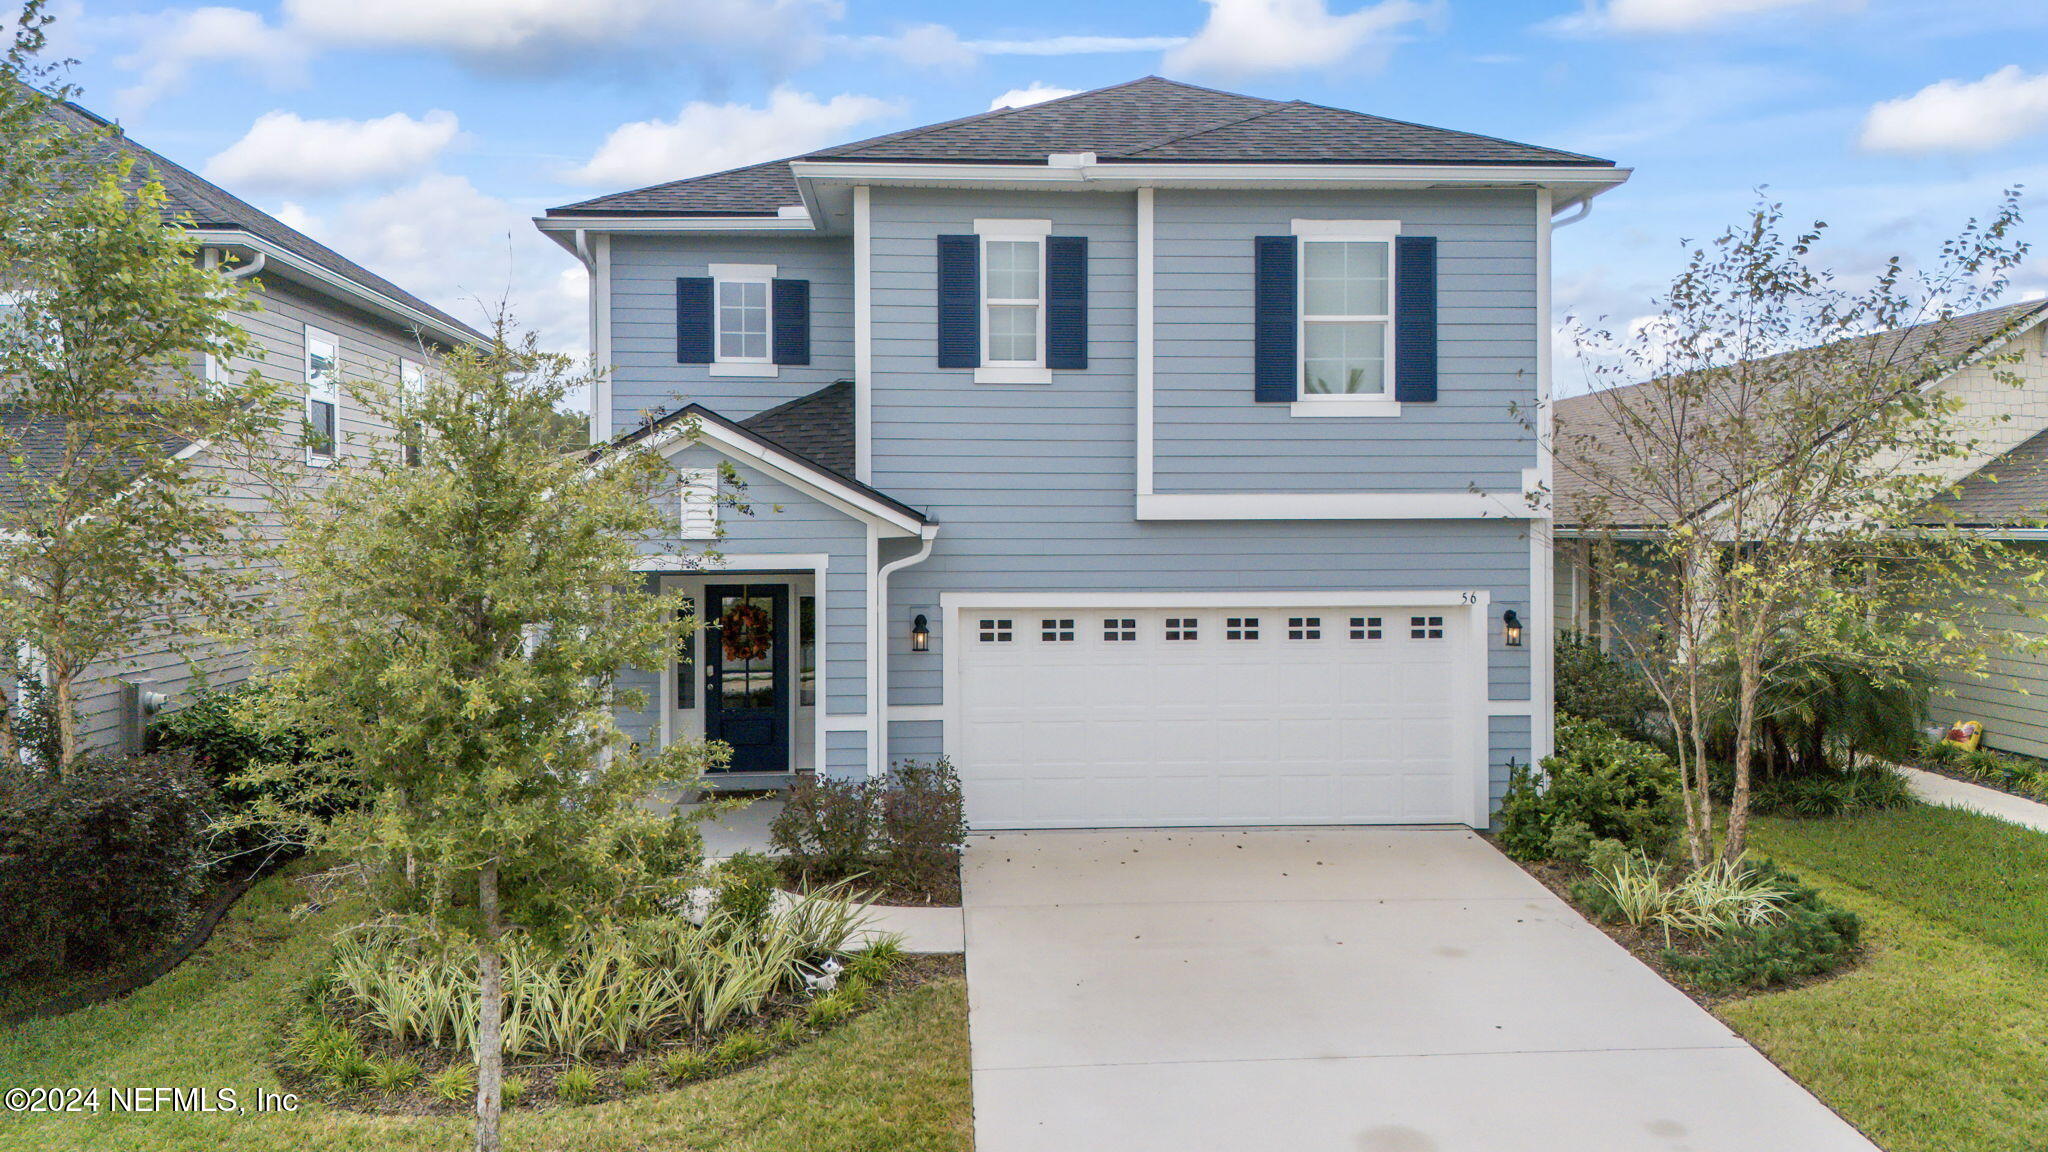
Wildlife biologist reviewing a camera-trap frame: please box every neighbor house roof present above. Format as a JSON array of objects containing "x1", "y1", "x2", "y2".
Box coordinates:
[
  {"x1": 0, "y1": 406, "x2": 195, "y2": 510},
  {"x1": 548, "y1": 76, "x2": 1615, "y2": 218},
  {"x1": 50, "y1": 101, "x2": 486, "y2": 346},
  {"x1": 1942, "y1": 427, "x2": 2048, "y2": 526},
  {"x1": 1553, "y1": 299, "x2": 2048, "y2": 528}
]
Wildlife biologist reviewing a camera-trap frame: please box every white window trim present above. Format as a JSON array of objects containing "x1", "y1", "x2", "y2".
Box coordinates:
[
  {"x1": 708, "y1": 262, "x2": 778, "y2": 378},
  {"x1": 1291, "y1": 219, "x2": 1400, "y2": 416},
  {"x1": 678, "y1": 467, "x2": 719, "y2": 540},
  {"x1": 303, "y1": 325, "x2": 339, "y2": 467},
  {"x1": 973, "y1": 218, "x2": 1053, "y2": 385}
]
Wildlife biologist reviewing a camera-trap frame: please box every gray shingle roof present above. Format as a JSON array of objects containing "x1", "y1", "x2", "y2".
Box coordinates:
[
  {"x1": 549, "y1": 77, "x2": 1613, "y2": 218},
  {"x1": 1943, "y1": 427, "x2": 2048, "y2": 525},
  {"x1": 737, "y1": 380, "x2": 854, "y2": 476},
  {"x1": 1554, "y1": 299, "x2": 2048, "y2": 527},
  {"x1": 0, "y1": 405, "x2": 193, "y2": 509},
  {"x1": 51, "y1": 101, "x2": 485, "y2": 343}
]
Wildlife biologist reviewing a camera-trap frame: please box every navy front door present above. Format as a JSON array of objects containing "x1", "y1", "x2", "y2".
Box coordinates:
[{"x1": 703, "y1": 583, "x2": 790, "y2": 774}]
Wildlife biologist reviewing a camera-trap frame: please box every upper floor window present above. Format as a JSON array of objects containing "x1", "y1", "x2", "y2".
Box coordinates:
[
  {"x1": 304, "y1": 326, "x2": 339, "y2": 466},
  {"x1": 710, "y1": 263, "x2": 776, "y2": 378},
  {"x1": 969, "y1": 218, "x2": 1055, "y2": 384},
  {"x1": 1300, "y1": 231, "x2": 1393, "y2": 400}
]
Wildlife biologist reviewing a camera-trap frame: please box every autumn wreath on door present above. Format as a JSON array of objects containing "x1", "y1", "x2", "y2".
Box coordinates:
[{"x1": 718, "y1": 601, "x2": 774, "y2": 662}]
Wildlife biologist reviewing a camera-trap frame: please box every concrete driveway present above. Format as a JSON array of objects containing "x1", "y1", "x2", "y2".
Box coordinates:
[{"x1": 963, "y1": 826, "x2": 1876, "y2": 1152}]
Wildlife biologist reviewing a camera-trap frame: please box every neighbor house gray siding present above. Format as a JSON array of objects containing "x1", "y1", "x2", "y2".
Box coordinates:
[
  {"x1": 75, "y1": 275, "x2": 455, "y2": 755},
  {"x1": 863, "y1": 186, "x2": 1537, "y2": 774},
  {"x1": 1931, "y1": 542, "x2": 2048, "y2": 761},
  {"x1": 1151, "y1": 188, "x2": 1540, "y2": 496},
  {"x1": 608, "y1": 234, "x2": 854, "y2": 434}
]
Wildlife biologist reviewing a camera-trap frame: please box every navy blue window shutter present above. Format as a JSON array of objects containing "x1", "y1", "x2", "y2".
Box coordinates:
[
  {"x1": 936, "y1": 235, "x2": 980, "y2": 369},
  {"x1": 675, "y1": 277, "x2": 713, "y2": 364},
  {"x1": 1253, "y1": 236, "x2": 1298, "y2": 402},
  {"x1": 771, "y1": 278, "x2": 810, "y2": 365},
  {"x1": 1394, "y1": 236, "x2": 1439, "y2": 402},
  {"x1": 1045, "y1": 235, "x2": 1088, "y2": 371}
]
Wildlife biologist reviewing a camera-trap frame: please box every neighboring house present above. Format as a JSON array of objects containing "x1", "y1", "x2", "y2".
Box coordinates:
[
  {"x1": 541, "y1": 77, "x2": 1628, "y2": 830},
  {"x1": 7, "y1": 100, "x2": 487, "y2": 755},
  {"x1": 1552, "y1": 299, "x2": 2048, "y2": 756}
]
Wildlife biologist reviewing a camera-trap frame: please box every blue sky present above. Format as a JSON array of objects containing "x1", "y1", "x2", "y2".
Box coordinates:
[{"x1": 42, "y1": 0, "x2": 2048, "y2": 390}]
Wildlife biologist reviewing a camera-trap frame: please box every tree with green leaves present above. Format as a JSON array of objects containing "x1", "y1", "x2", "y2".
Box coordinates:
[
  {"x1": 255, "y1": 330, "x2": 722, "y2": 1152},
  {"x1": 1555, "y1": 193, "x2": 2042, "y2": 866},
  {"x1": 0, "y1": 43, "x2": 286, "y2": 772}
]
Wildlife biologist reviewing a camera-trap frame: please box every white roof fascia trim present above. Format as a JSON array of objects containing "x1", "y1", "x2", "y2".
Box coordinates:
[
  {"x1": 534, "y1": 215, "x2": 819, "y2": 234},
  {"x1": 631, "y1": 418, "x2": 924, "y2": 536},
  {"x1": 791, "y1": 159, "x2": 1630, "y2": 190},
  {"x1": 184, "y1": 229, "x2": 485, "y2": 351}
]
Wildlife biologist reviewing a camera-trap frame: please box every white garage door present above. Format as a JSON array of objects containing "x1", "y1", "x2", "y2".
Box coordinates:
[{"x1": 954, "y1": 604, "x2": 1481, "y2": 830}]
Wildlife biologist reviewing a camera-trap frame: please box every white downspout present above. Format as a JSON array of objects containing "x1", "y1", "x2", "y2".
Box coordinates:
[
  {"x1": 872, "y1": 524, "x2": 939, "y2": 775},
  {"x1": 221, "y1": 251, "x2": 266, "y2": 280}
]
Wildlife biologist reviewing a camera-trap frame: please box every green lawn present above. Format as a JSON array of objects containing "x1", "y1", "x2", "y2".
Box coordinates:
[
  {"x1": 0, "y1": 872, "x2": 973, "y2": 1152},
  {"x1": 1722, "y1": 806, "x2": 2048, "y2": 1152}
]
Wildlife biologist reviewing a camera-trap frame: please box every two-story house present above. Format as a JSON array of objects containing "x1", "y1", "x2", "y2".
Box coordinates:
[
  {"x1": 23, "y1": 100, "x2": 487, "y2": 755},
  {"x1": 540, "y1": 77, "x2": 1628, "y2": 830}
]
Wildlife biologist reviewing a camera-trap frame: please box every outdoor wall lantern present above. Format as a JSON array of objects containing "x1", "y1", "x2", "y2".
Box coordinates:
[
  {"x1": 1503, "y1": 609, "x2": 1524, "y2": 648},
  {"x1": 910, "y1": 613, "x2": 931, "y2": 653}
]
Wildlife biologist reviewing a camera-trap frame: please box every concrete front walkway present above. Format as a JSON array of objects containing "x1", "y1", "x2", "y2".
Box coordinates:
[
  {"x1": 963, "y1": 826, "x2": 1875, "y2": 1152},
  {"x1": 1901, "y1": 766, "x2": 2048, "y2": 833}
]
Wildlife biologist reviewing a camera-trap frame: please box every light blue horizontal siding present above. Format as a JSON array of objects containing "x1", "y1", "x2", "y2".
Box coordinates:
[
  {"x1": 1152, "y1": 188, "x2": 1541, "y2": 497},
  {"x1": 826, "y1": 729, "x2": 868, "y2": 779},
  {"x1": 608, "y1": 234, "x2": 853, "y2": 432},
  {"x1": 1488, "y1": 713, "x2": 1534, "y2": 823}
]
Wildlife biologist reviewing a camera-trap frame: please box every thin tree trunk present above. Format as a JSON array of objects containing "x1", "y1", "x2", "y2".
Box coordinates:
[
  {"x1": 0, "y1": 677, "x2": 18, "y2": 773},
  {"x1": 474, "y1": 860, "x2": 504, "y2": 1152},
  {"x1": 52, "y1": 665, "x2": 75, "y2": 776},
  {"x1": 1724, "y1": 655, "x2": 1761, "y2": 863}
]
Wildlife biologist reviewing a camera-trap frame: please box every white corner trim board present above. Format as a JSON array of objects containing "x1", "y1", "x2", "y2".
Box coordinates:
[
  {"x1": 853, "y1": 185, "x2": 873, "y2": 484},
  {"x1": 1135, "y1": 187, "x2": 1156, "y2": 497},
  {"x1": 1135, "y1": 492, "x2": 1542, "y2": 521}
]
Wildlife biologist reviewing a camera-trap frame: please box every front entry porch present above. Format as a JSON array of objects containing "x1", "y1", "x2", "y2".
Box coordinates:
[{"x1": 653, "y1": 569, "x2": 820, "y2": 789}]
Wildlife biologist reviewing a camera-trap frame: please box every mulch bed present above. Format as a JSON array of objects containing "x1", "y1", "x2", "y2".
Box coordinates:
[
  {"x1": 774, "y1": 859, "x2": 961, "y2": 908},
  {"x1": 286, "y1": 952, "x2": 964, "y2": 1115}
]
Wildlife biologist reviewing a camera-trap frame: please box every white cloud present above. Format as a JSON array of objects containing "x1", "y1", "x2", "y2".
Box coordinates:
[
  {"x1": 970, "y1": 34, "x2": 1190, "y2": 55},
  {"x1": 114, "y1": 6, "x2": 305, "y2": 109},
  {"x1": 288, "y1": 174, "x2": 588, "y2": 353},
  {"x1": 849, "y1": 23, "x2": 977, "y2": 70},
  {"x1": 1548, "y1": 0, "x2": 1856, "y2": 35},
  {"x1": 203, "y1": 110, "x2": 462, "y2": 193},
  {"x1": 1164, "y1": 0, "x2": 1433, "y2": 78},
  {"x1": 279, "y1": 0, "x2": 838, "y2": 70},
  {"x1": 566, "y1": 87, "x2": 899, "y2": 188},
  {"x1": 990, "y1": 84, "x2": 1082, "y2": 111},
  {"x1": 1860, "y1": 67, "x2": 2048, "y2": 154}
]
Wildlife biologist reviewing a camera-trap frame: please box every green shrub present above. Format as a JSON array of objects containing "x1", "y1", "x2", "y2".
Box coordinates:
[
  {"x1": 1497, "y1": 717, "x2": 1680, "y2": 863},
  {"x1": 770, "y1": 774, "x2": 876, "y2": 873},
  {"x1": 617, "y1": 1062, "x2": 655, "y2": 1092},
  {"x1": 372, "y1": 1056, "x2": 422, "y2": 1091},
  {"x1": 1754, "y1": 765, "x2": 1915, "y2": 817},
  {"x1": 710, "y1": 1031, "x2": 771, "y2": 1068},
  {"x1": 1661, "y1": 860, "x2": 1861, "y2": 992},
  {"x1": 501, "y1": 1075, "x2": 529, "y2": 1105},
  {"x1": 427, "y1": 1062, "x2": 475, "y2": 1103},
  {"x1": 876, "y1": 757, "x2": 966, "y2": 890},
  {"x1": 0, "y1": 751, "x2": 217, "y2": 978},
  {"x1": 661, "y1": 1049, "x2": 713, "y2": 1083},
  {"x1": 769, "y1": 1016, "x2": 804, "y2": 1048},
  {"x1": 555, "y1": 1064, "x2": 602, "y2": 1104},
  {"x1": 1554, "y1": 630, "x2": 1661, "y2": 738},
  {"x1": 804, "y1": 995, "x2": 852, "y2": 1029},
  {"x1": 713, "y1": 850, "x2": 780, "y2": 930}
]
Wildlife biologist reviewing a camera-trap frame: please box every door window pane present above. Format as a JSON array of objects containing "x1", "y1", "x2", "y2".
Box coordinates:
[
  {"x1": 716, "y1": 593, "x2": 778, "y2": 708},
  {"x1": 798, "y1": 595, "x2": 816, "y2": 707}
]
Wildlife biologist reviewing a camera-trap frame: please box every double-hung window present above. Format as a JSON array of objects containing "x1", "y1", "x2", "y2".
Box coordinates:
[
  {"x1": 710, "y1": 263, "x2": 775, "y2": 377},
  {"x1": 304, "y1": 326, "x2": 339, "y2": 465},
  {"x1": 1294, "y1": 220, "x2": 1398, "y2": 411},
  {"x1": 975, "y1": 219, "x2": 1051, "y2": 384}
]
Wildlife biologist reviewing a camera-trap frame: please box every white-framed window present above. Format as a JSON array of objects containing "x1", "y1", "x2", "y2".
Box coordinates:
[
  {"x1": 678, "y1": 467, "x2": 718, "y2": 540},
  {"x1": 710, "y1": 263, "x2": 776, "y2": 378},
  {"x1": 303, "y1": 325, "x2": 339, "y2": 466},
  {"x1": 1292, "y1": 220, "x2": 1400, "y2": 417},
  {"x1": 974, "y1": 218, "x2": 1051, "y2": 384}
]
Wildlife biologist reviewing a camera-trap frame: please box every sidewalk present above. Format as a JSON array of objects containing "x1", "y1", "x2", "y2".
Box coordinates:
[{"x1": 1901, "y1": 766, "x2": 2048, "y2": 833}]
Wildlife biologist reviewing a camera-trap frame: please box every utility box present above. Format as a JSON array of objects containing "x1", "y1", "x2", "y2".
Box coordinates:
[{"x1": 118, "y1": 679, "x2": 168, "y2": 756}]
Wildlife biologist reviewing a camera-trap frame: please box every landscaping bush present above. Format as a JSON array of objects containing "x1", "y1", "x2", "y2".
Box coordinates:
[
  {"x1": 149, "y1": 680, "x2": 350, "y2": 818},
  {"x1": 770, "y1": 758, "x2": 967, "y2": 896},
  {"x1": 1497, "y1": 716, "x2": 1681, "y2": 863},
  {"x1": 1554, "y1": 630, "x2": 1661, "y2": 738},
  {"x1": 1752, "y1": 764, "x2": 1916, "y2": 817},
  {"x1": 1661, "y1": 862, "x2": 1862, "y2": 993},
  {"x1": 0, "y1": 751, "x2": 217, "y2": 978},
  {"x1": 1924, "y1": 740, "x2": 2048, "y2": 801}
]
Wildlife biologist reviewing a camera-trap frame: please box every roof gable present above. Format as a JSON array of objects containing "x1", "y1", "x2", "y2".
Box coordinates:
[{"x1": 548, "y1": 76, "x2": 1614, "y2": 218}]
